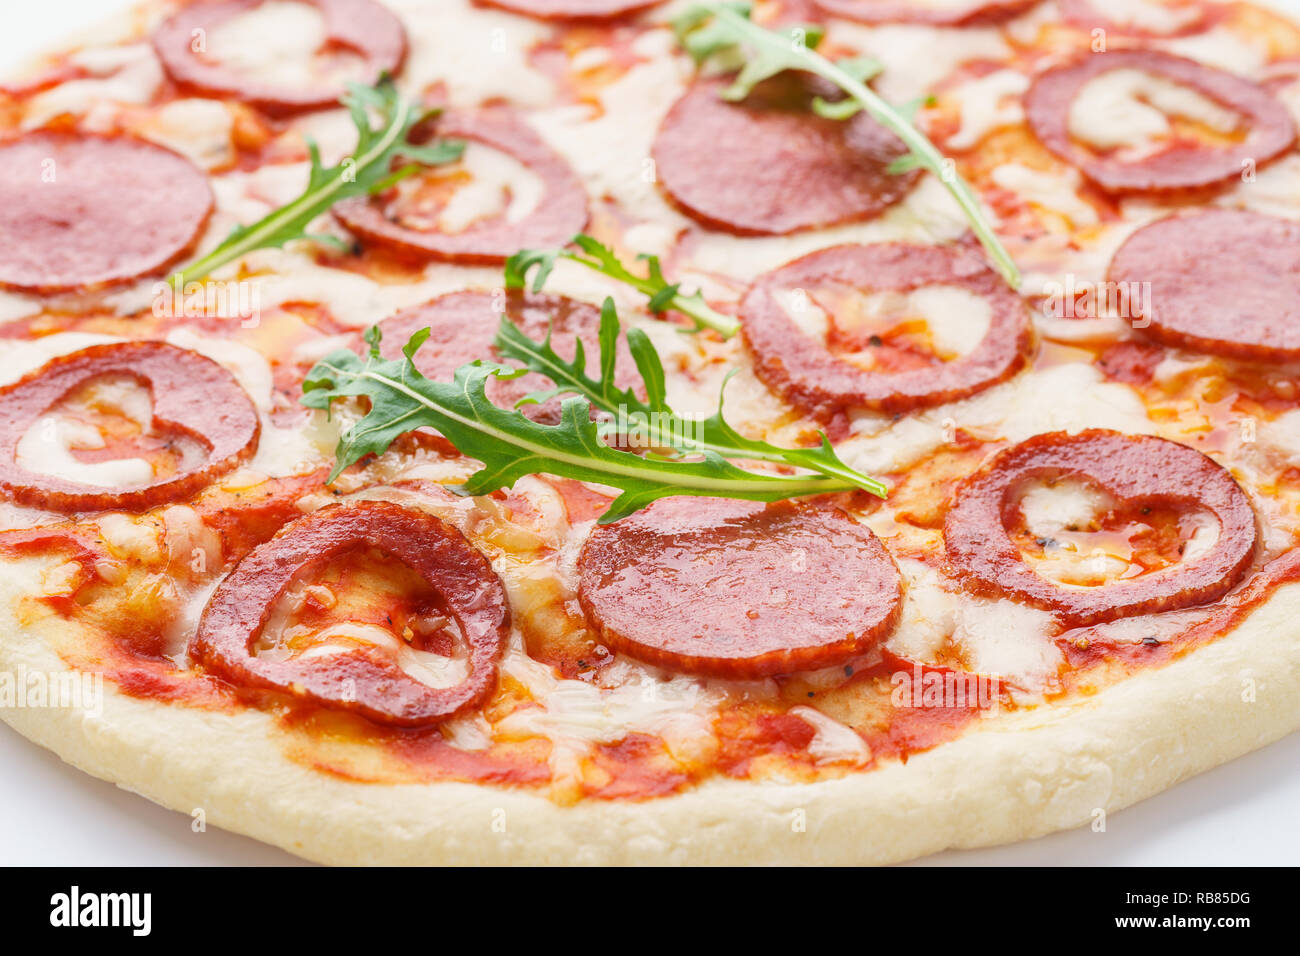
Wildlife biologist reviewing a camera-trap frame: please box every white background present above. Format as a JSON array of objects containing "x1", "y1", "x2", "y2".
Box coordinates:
[{"x1": 1, "y1": 0, "x2": 1298, "y2": 866}]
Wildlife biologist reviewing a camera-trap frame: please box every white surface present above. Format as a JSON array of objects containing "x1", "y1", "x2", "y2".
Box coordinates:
[{"x1": 0, "y1": 0, "x2": 1298, "y2": 867}]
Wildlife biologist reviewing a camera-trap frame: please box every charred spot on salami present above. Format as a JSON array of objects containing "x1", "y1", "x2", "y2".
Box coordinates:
[
  {"x1": 944, "y1": 430, "x2": 1258, "y2": 625},
  {"x1": 1024, "y1": 50, "x2": 1295, "y2": 193},
  {"x1": 0, "y1": 342, "x2": 261, "y2": 513},
  {"x1": 738, "y1": 242, "x2": 1033, "y2": 418},
  {"x1": 0, "y1": 132, "x2": 213, "y2": 294},
  {"x1": 577, "y1": 497, "x2": 903, "y2": 678},
  {"x1": 333, "y1": 109, "x2": 588, "y2": 264},
  {"x1": 151, "y1": 0, "x2": 408, "y2": 115},
  {"x1": 651, "y1": 73, "x2": 919, "y2": 236},
  {"x1": 191, "y1": 500, "x2": 510, "y2": 726},
  {"x1": 1107, "y1": 209, "x2": 1300, "y2": 362}
]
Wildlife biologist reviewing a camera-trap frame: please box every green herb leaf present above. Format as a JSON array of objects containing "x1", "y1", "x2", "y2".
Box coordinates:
[
  {"x1": 672, "y1": 2, "x2": 1019, "y2": 289},
  {"x1": 302, "y1": 301, "x2": 885, "y2": 524},
  {"x1": 172, "y1": 77, "x2": 464, "y2": 285},
  {"x1": 504, "y1": 234, "x2": 740, "y2": 337},
  {"x1": 493, "y1": 298, "x2": 884, "y2": 495}
]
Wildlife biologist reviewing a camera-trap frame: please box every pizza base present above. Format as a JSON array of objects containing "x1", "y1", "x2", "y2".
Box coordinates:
[{"x1": 4, "y1": 553, "x2": 1297, "y2": 865}]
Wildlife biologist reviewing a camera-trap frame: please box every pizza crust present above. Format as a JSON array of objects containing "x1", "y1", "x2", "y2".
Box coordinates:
[{"x1": 3, "y1": 552, "x2": 1296, "y2": 865}]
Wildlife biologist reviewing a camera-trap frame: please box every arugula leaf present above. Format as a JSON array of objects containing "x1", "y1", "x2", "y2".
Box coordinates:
[
  {"x1": 173, "y1": 78, "x2": 464, "y2": 285},
  {"x1": 673, "y1": 2, "x2": 1020, "y2": 289},
  {"x1": 505, "y1": 234, "x2": 740, "y2": 338},
  {"x1": 493, "y1": 298, "x2": 884, "y2": 495},
  {"x1": 301, "y1": 303, "x2": 886, "y2": 524}
]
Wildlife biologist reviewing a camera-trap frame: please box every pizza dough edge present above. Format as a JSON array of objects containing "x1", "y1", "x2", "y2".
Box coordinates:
[{"x1": 2, "y1": 553, "x2": 1296, "y2": 865}]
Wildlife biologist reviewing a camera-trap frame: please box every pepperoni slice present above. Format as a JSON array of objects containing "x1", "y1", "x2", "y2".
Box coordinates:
[
  {"x1": 651, "y1": 74, "x2": 918, "y2": 236},
  {"x1": 738, "y1": 243, "x2": 1032, "y2": 418},
  {"x1": 577, "y1": 498, "x2": 903, "y2": 678},
  {"x1": 0, "y1": 132, "x2": 213, "y2": 294},
  {"x1": 1024, "y1": 50, "x2": 1295, "y2": 193},
  {"x1": 375, "y1": 290, "x2": 640, "y2": 424},
  {"x1": 151, "y1": 0, "x2": 407, "y2": 115},
  {"x1": 1057, "y1": 0, "x2": 1210, "y2": 37},
  {"x1": 944, "y1": 430, "x2": 1257, "y2": 626},
  {"x1": 1107, "y1": 209, "x2": 1300, "y2": 362},
  {"x1": 192, "y1": 500, "x2": 509, "y2": 727},
  {"x1": 475, "y1": 0, "x2": 662, "y2": 18},
  {"x1": 333, "y1": 109, "x2": 588, "y2": 264},
  {"x1": 813, "y1": 0, "x2": 1039, "y2": 26},
  {"x1": 0, "y1": 342, "x2": 261, "y2": 513}
]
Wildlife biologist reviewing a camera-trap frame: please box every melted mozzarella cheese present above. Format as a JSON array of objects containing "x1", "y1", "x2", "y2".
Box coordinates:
[
  {"x1": 991, "y1": 162, "x2": 1098, "y2": 227},
  {"x1": 1068, "y1": 68, "x2": 1241, "y2": 152},
  {"x1": 22, "y1": 42, "x2": 162, "y2": 128},
  {"x1": 388, "y1": 0, "x2": 555, "y2": 108},
  {"x1": 952, "y1": 599, "x2": 1063, "y2": 689},
  {"x1": 16, "y1": 417, "x2": 153, "y2": 489},
  {"x1": 130, "y1": 98, "x2": 235, "y2": 171},
  {"x1": 205, "y1": 1, "x2": 368, "y2": 89},
  {"x1": 827, "y1": 21, "x2": 1012, "y2": 104},
  {"x1": 788, "y1": 706, "x2": 872, "y2": 766},
  {"x1": 947, "y1": 69, "x2": 1029, "y2": 151}
]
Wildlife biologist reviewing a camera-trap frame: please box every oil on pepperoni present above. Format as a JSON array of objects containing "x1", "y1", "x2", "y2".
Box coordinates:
[
  {"x1": 151, "y1": 0, "x2": 407, "y2": 115},
  {"x1": 1025, "y1": 50, "x2": 1295, "y2": 193},
  {"x1": 739, "y1": 242, "x2": 1033, "y2": 418},
  {"x1": 334, "y1": 109, "x2": 588, "y2": 264},
  {"x1": 192, "y1": 500, "x2": 510, "y2": 727},
  {"x1": 944, "y1": 430, "x2": 1258, "y2": 626},
  {"x1": 0, "y1": 342, "x2": 260, "y2": 513},
  {"x1": 577, "y1": 497, "x2": 903, "y2": 679},
  {"x1": 0, "y1": 132, "x2": 213, "y2": 294},
  {"x1": 652, "y1": 74, "x2": 919, "y2": 236},
  {"x1": 1108, "y1": 209, "x2": 1300, "y2": 362},
  {"x1": 374, "y1": 290, "x2": 641, "y2": 423}
]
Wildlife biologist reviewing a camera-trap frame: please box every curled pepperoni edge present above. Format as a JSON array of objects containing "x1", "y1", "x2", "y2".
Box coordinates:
[
  {"x1": 191, "y1": 500, "x2": 510, "y2": 727},
  {"x1": 333, "y1": 109, "x2": 589, "y2": 264},
  {"x1": 151, "y1": 0, "x2": 408, "y2": 115},
  {"x1": 0, "y1": 342, "x2": 261, "y2": 513},
  {"x1": 1024, "y1": 49, "x2": 1296, "y2": 193},
  {"x1": 0, "y1": 132, "x2": 214, "y2": 294},
  {"x1": 651, "y1": 75, "x2": 919, "y2": 237},
  {"x1": 1106, "y1": 208, "x2": 1300, "y2": 362},
  {"x1": 738, "y1": 242, "x2": 1033, "y2": 418},
  {"x1": 813, "y1": 0, "x2": 1039, "y2": 26},
  {"x1": 943, "y1": 429, "x2": 1259, "y2": 626},
  {"x1": 577, "y1": 499, "x2": 904, "y2": 679},
  {"x1": 474, "y1": 0, "x2": 663, "y2": 19}
]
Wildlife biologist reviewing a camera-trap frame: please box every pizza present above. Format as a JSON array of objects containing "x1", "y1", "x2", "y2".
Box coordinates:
[{"x1": 2, "y1": 0, "x2": 1300, "y2": 867}]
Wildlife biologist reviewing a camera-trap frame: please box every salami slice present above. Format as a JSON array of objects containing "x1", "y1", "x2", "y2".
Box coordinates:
[
  {"x1": 813, "y1": 0, "x2": 1039, "y2": 26},
  {"x1": 334, "y1": 109, "x2": 588, "y2": 264},
  {"x1": 944, "y1": 430, "x2": 1258, "y2": 626},
  {"x1": 151, "y1": 0, "x2": 407, "y2": 115},
  {"x1": 651, "y1": 74, "x2": 919, "y2": 236},
  {"x1": 475, "y1": 0, "x2": 663, "y2": 18},
  {"x1": 739, "y1": 243, "x2": 1032, "y2": 418},
  {"x1": 1025, "y1": 50, "x2": 1295, "y2": 193},
  {"x1": 0, "y1": 342, "x2": 260, "y2": 513},
  {"x1": 375, "y1": 290, "x2": 640, "y2": 423},
  {"x1": 1107, "y1": 209, "x2": 1300, "y2": 362},
  {"x1": 192, "y1": 500, "x2": 509, "y2": 727},
  {"x1": 577, "y1": 497, "x2": 903, "y2": 678},
  {"x1": 0, "y1": 132, "x2": 213, "y2": 294}
]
